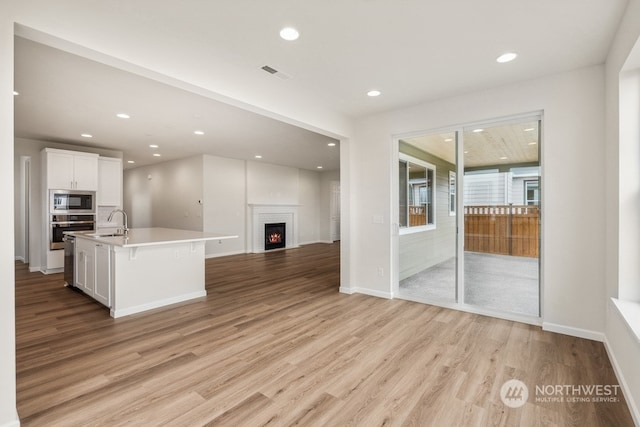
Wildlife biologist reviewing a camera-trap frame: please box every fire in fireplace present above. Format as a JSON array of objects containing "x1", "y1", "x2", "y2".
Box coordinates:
[{"x1": 265, "y1": 222, "x2": 286, "y2": 250}]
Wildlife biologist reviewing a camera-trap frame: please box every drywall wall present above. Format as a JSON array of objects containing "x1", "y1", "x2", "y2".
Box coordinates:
[
  {"x1": 319, "y1": 170, "x2": 340, "y2": 243},
  {"x1": 298, "y1": 169, "x2": 321, "y2": 244},
  {"x1": 246, "y1": 161, "x2": 299, "y2": 205},
  {"x1": 604, "y1": 0, "x2": 640, "y2": 422},
  {"x1": 125, "y1": 155, "x2": 333, "y2": 257},
  {"x1": 124, "y1": 155, "x2": 204, "y2": 231},
  {"x1": 202, "y1": 155, "x2": 246, "y2": 257},
  {"x1": 349, "y1": 65, "x2": 608, "y2": 336},
  {"x1": 0, "y1": 12, "x2": 18, "y2": 427}
]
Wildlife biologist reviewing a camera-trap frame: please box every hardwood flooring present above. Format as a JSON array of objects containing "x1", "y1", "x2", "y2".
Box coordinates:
[{"x1": 15, "y1": 243, "x2": 634, "y2": 426}]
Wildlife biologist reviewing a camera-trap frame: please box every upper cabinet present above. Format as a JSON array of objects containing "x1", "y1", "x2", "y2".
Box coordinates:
[
  {"x1": 44, "y1": 149, "x2": 99, "y2": 191},
  {"x1": 98, "y1": 157, "x2": 123, "y2": 206}
]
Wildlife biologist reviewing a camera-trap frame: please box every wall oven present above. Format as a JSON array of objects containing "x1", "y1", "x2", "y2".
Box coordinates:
[
  {"x1": 50, "y1": 189, "x2": 96, "y2": 214},
  {"x1": 50, "y1": 214, "x2": 95, "y2": 250}
]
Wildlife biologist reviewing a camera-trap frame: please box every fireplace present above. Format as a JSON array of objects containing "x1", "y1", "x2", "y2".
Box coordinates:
[
  {"x1": 265, "y1": 222, "x2": 286, "y2": 251},
  {"x1": 249, "y1": 204, "x2": 298, "y2": 253}
]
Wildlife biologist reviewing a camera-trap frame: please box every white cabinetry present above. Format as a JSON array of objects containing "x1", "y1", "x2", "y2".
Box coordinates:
[
  {"x1": 98, "y1": 157, "x2": 123, "y2": 206},
  {"x1": 46, "y1": 149, "x2": 98, "y2": 190},
  {"x1": 76, "y1": 238, "x2": 111, "y2": 307}
]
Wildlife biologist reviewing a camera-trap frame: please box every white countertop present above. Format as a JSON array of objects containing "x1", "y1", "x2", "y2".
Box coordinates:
[{"x1": 71, "y1": 227, "x2": 238, "y2": 248}]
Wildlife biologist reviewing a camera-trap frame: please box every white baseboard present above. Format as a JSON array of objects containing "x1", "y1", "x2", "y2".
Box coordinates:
[
  {"x1": 205, "y1": 250, "x2": 246, "y2": 259},
  {"x1": 339, "y1": 286, "x2": 393, "y2": 299},
  {"x1": 0, "y1": 411, "x2": 20, "y2": 427},
  {"x1": 40, "y1": 267, "x2": 63, "y2": 275},
  {"x1": 14, "y1": 256, "x2": 24, "y2": 262},
  {"x1": 542, "y1": 322, "x2": 605, "y2": 342},
  {"x1": 603, "y1": 336, "x2": 640, "y2": 427},
  {"x1": 28, "y1": 266, "x2": 40, "y2": 273},
  {"x1": 110, "y1": 290, "x2": 207, "y2": 318}
]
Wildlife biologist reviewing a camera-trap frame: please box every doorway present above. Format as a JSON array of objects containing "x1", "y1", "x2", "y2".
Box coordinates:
[{"x1": 394, "y1": 115, "x2": 541, "y2": 321}]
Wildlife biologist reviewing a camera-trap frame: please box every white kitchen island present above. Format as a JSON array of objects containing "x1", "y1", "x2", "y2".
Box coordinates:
[{"x1": 72, "y1": 228, "x2": 237, "y2": 318}]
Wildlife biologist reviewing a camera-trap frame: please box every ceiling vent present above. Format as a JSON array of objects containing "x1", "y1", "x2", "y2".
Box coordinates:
[{"x1": 261, "y1": 65, "x2": 291, "y2": 80}]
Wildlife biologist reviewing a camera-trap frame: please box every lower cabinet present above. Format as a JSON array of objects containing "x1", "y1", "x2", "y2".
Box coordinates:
[{"x1": 76, "y1": 238, "x2": 112, "y2": 307}]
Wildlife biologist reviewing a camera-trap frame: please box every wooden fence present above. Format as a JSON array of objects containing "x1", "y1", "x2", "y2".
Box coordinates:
[{"x1": 464, "y1": 205, "x2": 539, "y2": 258}]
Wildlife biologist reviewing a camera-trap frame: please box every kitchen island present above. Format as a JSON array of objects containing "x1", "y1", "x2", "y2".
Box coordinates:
[{"x1": 71, "y1": 228, "x2": 237, "y2": 318}]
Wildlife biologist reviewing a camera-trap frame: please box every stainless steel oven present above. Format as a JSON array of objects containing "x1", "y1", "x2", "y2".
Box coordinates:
[
  {"x1": 50, "y1": 214, "x2": 95, "y2": 250},
  {"x1": 50, "y1": 190, "x2": 96, "y2": 214}
]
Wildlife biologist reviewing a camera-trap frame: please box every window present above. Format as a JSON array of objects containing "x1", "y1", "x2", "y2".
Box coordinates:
[
  {"x1": 399, "y1": 153, "x2": 436, "y2": 231},
  {"x1": 449, "y1": 171, "x2": 456, "y2": 215},
  {"x1": 525, "y1": 179, "x2": 539, "y2": 205}
]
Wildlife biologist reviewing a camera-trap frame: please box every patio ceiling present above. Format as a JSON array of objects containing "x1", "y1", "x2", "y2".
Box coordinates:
[{"x1": 401, "y1": 121, "x2": 540, "y2": 168}]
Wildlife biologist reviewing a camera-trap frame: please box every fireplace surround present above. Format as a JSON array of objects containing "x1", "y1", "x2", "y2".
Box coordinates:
[{"x1": 248, "y1": 204, "x2": 299, "y2": 253}]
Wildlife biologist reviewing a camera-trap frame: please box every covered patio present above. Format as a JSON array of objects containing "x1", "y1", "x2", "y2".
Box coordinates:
[{"x1": 399, "y1": 251, "x2": 539, "y2": 317}]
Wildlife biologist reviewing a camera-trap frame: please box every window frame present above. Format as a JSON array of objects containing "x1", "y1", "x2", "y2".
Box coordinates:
[
  {"x1": 524, "y1": 179, "x2": 540, "y2": 205},
  {"x1": 399, "y1": 153, "x2": 436, "y2": 234}
]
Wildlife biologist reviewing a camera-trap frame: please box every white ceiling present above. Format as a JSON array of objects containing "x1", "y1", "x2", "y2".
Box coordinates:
[
  {"x1": 12, "y1": 0, "x2": 628, "y2": 170},
  {"x1": 14, "y1": 37, "x2": 341, "y2": 171}
]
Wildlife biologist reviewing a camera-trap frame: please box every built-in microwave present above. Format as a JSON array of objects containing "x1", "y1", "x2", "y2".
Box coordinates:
[{"x1": 50, "y1": 190, "x2": 96, "y2": 214}]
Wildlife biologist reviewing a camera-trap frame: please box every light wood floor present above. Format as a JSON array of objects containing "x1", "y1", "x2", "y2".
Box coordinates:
[{"x1": 15, "y1": 243, "x2": 634, "y2": 426}]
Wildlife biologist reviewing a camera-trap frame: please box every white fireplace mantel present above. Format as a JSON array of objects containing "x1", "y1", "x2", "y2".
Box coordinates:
[{"x1": 248, "y1": 204, "x2": 300, "y2": 253}]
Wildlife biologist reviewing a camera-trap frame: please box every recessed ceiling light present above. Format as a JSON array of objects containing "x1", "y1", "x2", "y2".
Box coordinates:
[
  {"x1": 528, "y1": 142, "x2": 537, "y2": 145},
  {"x1": 279, "y1": 27, "x2": 300, "y2": 41},
  {"x1": 472, "y1": 128, "x2": 484, "y2": 133},
  {"x1": 367, "y1": 90, "x2": 381, "y2": 97},
  {"x1": 13, "y1": 91, "x2": 19, "y2": 96},
  {"x1": 153, "y1": 153, "x2": 161, "y2": 157},
  {"x1": 444, "y1": 138, "x2": 453, "y2": 142},
  {"x1": 524, "y1": 128, "x2": 535, "y2": 132},
  {"x1": 81, "y1": 134, "x2": 93, "y2": 138},
  {"x1": 255, "y1": 155, "x2": 262, "y2": 159},
  {"x1": 496, "y1": 52, "x2": 518, "y2": 63},
  {"x1": 127, "y1": 160, "x2": 135, "y2": 164},
  {"x1": 149, "y1": 144, "x2": 159, "y2": 148},
  {"x1": 500, "y1": 156, "x2": 508, "y2": 160},
  {"x1": 328, "y1": 142, "x2": 336, "y2": 147},
  {"x1": 116, "y1": 113, "x2": 130, "y2": 119},
  {"x1": 317, "y1": 166, "x2": 323, "y2": 169},
  {"x1": 464, "y1": 151, "x2": 469, "y2": 154},
  {"x1": 194, "y1": 130, "x2": 205, "y2": 135}
]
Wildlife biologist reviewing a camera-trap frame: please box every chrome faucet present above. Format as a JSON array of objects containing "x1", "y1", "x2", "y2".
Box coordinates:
[{"x1": 107, "y1": 209, "x2": 129, "y2": 235}]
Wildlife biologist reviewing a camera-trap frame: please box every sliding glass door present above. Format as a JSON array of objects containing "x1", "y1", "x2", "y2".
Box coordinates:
[
  {"x1": 396, "y1": 115, "x2": 541, "y2": 319},
  {"x1": 397, "y1": 132, "x2": 457, "y2": 304},
  {"x1": 462, "y1": 120, "x2": 540, "y2": 317}
]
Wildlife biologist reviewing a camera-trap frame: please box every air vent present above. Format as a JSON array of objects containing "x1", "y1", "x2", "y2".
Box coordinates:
[
  {"x1": 262, "y1": 65, "x2": 278, "y2": 74},
  {"x1": 261, "y1": 65, "x2": 291, "y2": 80}
]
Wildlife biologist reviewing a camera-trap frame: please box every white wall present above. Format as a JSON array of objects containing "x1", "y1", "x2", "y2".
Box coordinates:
[
  {"x1": 1, "y1": 10, "x2": 18, "y2": 427},
  {"x1": 202, "y1": 155, "x2": 246, "y2": 257},
  {"x1": 319, "y1": 170, "x2": 340, "y2": 243},
  {"x1": 124, "y1": 155, "x2": 334, "y2": 257},
  {"x1": 124, "y1": 155, "x2": 204, "y2": 231},
  {"x1": 246, "y1": 161, "x2": 299, "y2": 205},
  {"x1": 604, "y1": 0, "x2": 640, "y2": 422},
  {"x1": 349, "y1": 65, "x2": 608, "y2": 336},
  {"x1": 14, "y1": 137, "x2": 122, "y2": 272},
  {"x1": 298, "y1": 169, "x2": 321, "y2": 245}
]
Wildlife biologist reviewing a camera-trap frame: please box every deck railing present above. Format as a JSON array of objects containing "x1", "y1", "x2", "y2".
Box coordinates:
[{"x1": 464, "y1": 205, "x2": 539, "y2": 258}]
